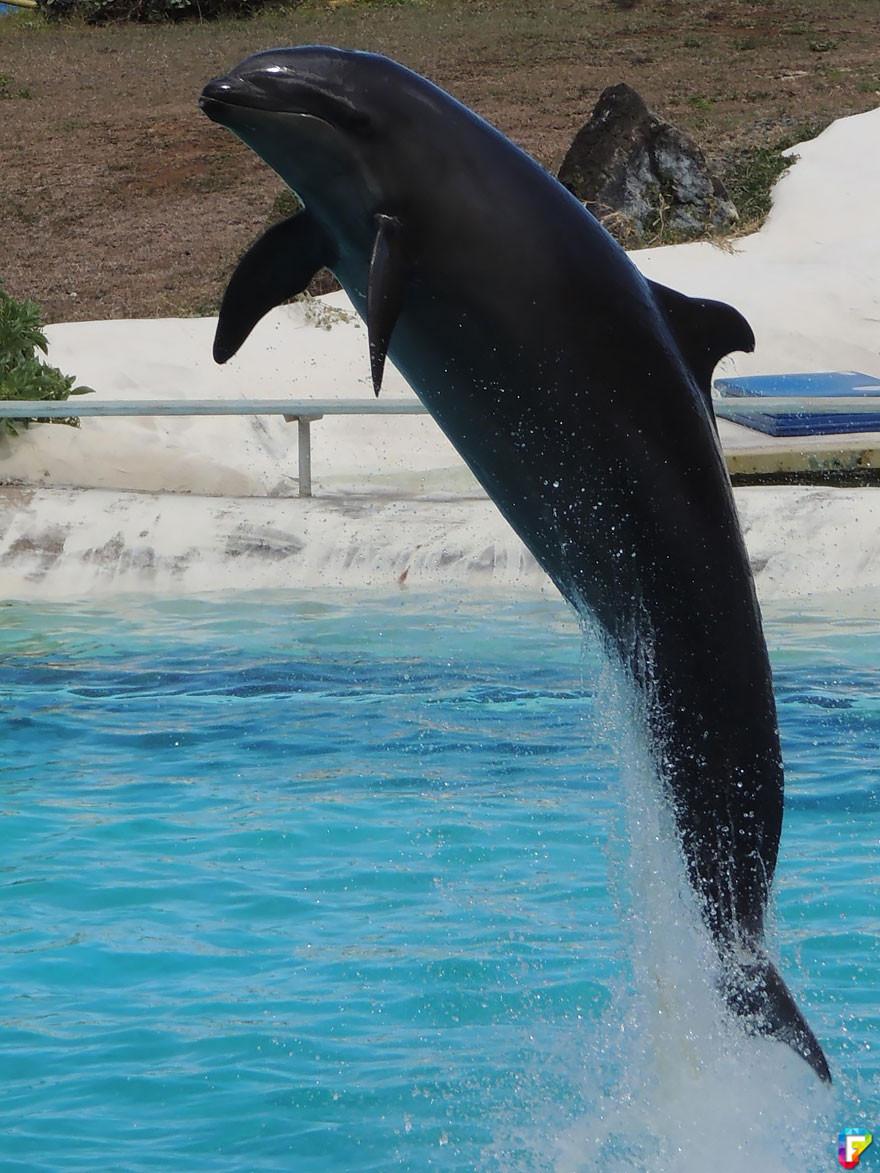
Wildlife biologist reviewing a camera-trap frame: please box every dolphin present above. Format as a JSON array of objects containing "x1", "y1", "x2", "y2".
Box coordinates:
[{"x1": 199, "y1": 46, "x2": 830, "y2": 1083}]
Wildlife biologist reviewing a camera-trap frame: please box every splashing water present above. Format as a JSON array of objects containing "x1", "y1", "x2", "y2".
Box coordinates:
[{"x1": 549, "y1": 626, "x2": 837, "y2": 1173}]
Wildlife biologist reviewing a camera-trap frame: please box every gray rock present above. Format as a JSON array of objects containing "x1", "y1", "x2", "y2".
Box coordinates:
[{"x1": 558, "y1": 83, "x2": 738, "y2": 246}]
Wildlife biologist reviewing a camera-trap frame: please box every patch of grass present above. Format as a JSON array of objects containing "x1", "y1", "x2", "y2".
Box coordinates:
[
  {"x1": 36, "y1": 0, "x2": 300, "y2": 23},
  {"x1": 268, "y1": 188, "x2": 305, "y2": 224},
  {"x1": 808, "y1": 38, "x2": 837, "y2": 53},
  {"x1": 190, "y1": 155, "x2": 241, "y2": 194},
  {"x1": 0, "y1": 71, "x2": 32, "y2": 99},
  {"x1": 0, "y1": 8, "x2": 44, "y2": 30},
  {"x1": 724, "y1": 147, "x2": 793, "y2": 224},
  {"x1": 186, "y1": 296, "x2": 222, "y2": 317},
  {"x1": 7, "y1": 199, "x2": 38, "y2": 226},
  {"x1": 318, "y1": 0, "x2": 425, "y2": 7},
  {"x1": 721, "y1": 122, "x2": 825, "y2": 228},
  {"x1": 192, "y1": 173, "x2": 231, "y2": 193}
]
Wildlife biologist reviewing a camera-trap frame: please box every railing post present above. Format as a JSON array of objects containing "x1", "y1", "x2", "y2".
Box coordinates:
[
  {"x1": 299, "y1": 417, "x2": 312, "y2": 497},
  {"x1": 283, "y1": 413, "x2": 323, "y2": 498}
]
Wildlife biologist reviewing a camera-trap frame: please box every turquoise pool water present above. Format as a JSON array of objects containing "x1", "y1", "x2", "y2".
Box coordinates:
[{"x1": 0, "y1": 592, "x2": 876, "y2": 1170}]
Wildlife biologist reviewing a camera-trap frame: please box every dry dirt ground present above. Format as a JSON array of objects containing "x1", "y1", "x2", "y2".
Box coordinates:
[{"x1": 1, "y1": 0, "x2": 879, "y2": 325}]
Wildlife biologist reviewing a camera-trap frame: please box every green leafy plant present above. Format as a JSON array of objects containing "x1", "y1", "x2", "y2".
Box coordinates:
[{"x1": 0, "y1": 281, "x2": 93, "y2": 437}]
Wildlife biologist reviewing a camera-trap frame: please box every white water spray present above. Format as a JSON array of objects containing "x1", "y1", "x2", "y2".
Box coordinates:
[{"x1": 547, "y1": 627, "x2": 835, "y2": 1173}]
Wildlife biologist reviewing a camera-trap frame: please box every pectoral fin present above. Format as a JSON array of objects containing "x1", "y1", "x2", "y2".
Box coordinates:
[
  {"x1": 213, "y1": 210, "x2": 334, "y2": 364},
  {"x1": 367, "y1": 214, "x2": 406, "y2": 397}
]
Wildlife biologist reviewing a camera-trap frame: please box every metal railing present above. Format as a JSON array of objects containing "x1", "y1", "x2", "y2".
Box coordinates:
[
  {"x1": 0, "y1": 398, "x2": 428, "y2": 498},
  {"x1": 4, "y1": 394, "x2": 879, "y2": 494}
]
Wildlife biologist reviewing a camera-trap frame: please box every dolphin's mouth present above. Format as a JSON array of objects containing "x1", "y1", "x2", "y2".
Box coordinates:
[
  {"x1": 199, "y1": 77, "x2": 280, "y2": 123},
  {"x1": 198, "y1": 94, "x2": 227, "y2": 124},
  {"x1": 199, "y1": 74, "x2": 370, "y2": 133}
]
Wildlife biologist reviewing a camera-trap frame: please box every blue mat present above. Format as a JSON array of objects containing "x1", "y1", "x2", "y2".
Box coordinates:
[
  {"x1": 714, "y1": 406, "x2": 880, "y2": 437},
  {"x1": 715, "y1": 371, "x2": 880, "y2": 398},
  {"x1": 714, "y1": 371, "x2": 880, "y2": 436}
]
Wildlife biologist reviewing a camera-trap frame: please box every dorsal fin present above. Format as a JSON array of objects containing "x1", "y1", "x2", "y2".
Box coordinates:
[
  {"x1": 213, "y1": 209, "x2": 334, "y2": 364},
  {"x1": 649, "y1": 279, "x2": 755, "y2": 414},
  {"x1": 367, "y1": 214, "x2": 406, "y2": 397}
]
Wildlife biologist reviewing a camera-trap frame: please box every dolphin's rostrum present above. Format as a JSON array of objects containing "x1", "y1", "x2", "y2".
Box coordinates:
[{"x1": 200, "y1": 46, "x2": 830, "y2": 1083}]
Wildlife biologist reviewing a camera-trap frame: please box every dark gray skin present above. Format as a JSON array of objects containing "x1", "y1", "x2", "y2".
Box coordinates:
[{"x1": 200, "y1": 46, "x2": 830, "y2": 1082}]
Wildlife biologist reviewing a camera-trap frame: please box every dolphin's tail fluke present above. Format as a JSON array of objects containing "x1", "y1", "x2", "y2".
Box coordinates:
[{"x1": 722, "y1": 954, "x2": 831, "y2": 1083}]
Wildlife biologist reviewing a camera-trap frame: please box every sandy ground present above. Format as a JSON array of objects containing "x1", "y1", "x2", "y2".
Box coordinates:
[{"x1": 2, "y1": 0, "x2": 880, "y2": 323}]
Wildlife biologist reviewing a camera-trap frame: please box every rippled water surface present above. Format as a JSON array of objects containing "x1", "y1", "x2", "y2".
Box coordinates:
[{"x1": 0, "y1": 592, "x2": 876, "y2": 1170}]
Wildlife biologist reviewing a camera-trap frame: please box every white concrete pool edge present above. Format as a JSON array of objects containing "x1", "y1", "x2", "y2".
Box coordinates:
[{"x1": 2, "y1": 482, "x2": 880, "y2": 605}]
